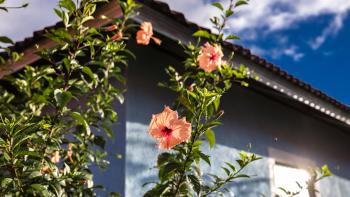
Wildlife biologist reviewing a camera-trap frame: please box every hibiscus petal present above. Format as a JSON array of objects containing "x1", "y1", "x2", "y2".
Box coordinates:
[
  {"x1": 170, "y1": 118, "x2": 191, "y2": 142},
  {"x1": 154, "y1": 106, "x2": 178, "y2": 127}
]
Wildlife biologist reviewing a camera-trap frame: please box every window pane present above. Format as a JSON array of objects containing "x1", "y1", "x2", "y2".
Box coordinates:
[{"x1": 274, "y1": 164, "x2": 311, "y2": 197}]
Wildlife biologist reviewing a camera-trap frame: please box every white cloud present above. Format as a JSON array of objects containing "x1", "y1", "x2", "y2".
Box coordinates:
[
  {"x1": 309, "y1": 13, "x2": 347, "y2": 50},
  {"x1": 283, "y1": 46, "x2": 304, "y2": 61},
  {"x1": 0, "y1": 0, "x2": 59, "y2": 42},
  {"x1": 251, "y1": 45, "x2": 304, "y2": 61},
  {"x1": 160, "y1": 0, "x2": 350, "y2": 49}
]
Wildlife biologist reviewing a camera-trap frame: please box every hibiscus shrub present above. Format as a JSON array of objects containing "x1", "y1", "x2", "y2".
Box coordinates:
[
  {"x1": 0, "y1": 0, "x2": 139, "y2": 196},
  {"x1": 144, "y1": 1, "x2": 261, "y2": 196},
  {"x1": 0, "y1": 0, "x2": 333, "y2": 196},
  {"x1": 144, "y1": 0, "x2": 332, "y2": 196}
]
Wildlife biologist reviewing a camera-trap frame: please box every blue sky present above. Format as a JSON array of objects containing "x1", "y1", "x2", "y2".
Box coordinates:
[{"x1": 0, "y1": 0, "x2": 349, "y2": 105}]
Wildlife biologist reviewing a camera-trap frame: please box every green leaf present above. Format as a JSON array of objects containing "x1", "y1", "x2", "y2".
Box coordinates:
[
  {"x1": 199, "y1": 152, "x2": 211, "y2": 166},
  {"x1": 157, "y1": 152, "x2": 173, "y2": 167},
  {"x1": 0, "y1": 137, "x2": 6, "y2": 147},
  {"x1": 16, "y1": 151, "x2": 42, "y2": 158},
  {"x1": 188, "y1": 174, "x2": 201, "y2": 195},
  {"x1": 225, "y1": 9, "x2": 234, "y2": 17},
  {"x1": 235, "y1": 0, "x2": 248, "y2": 7},
  {"x1": 205, "y1": 129, "x2": 216, "y2": 149},
  {"x1": 0, "y1": 36, "x2": 13, "y2": 44},
  {"x1": 211, "y1": 2, "x2": 224, "y2": 11},
  {"x1": 54, "y1": 89, "x2": 72, "y2": 108},
  {"x1": 29, "y1": 171, "x2": 42, "y2": 179},
  {"x1": 278, "y1": 187, "x2": 290, "y2": 195},
  {"x1": 144, "y1": 184, "x2": 168, "y2": 197},
  {"x1": 234, "y1": 174, "x2": 250, "y2": 179},
  {"x1": 193, "y1": 30, "x2": 211, "y2": 39},
  {"x1": 59, "y1": 0, "x2": 76, "y2": 12},
  {"x1": 94, "y1": 135, "x2": 106, "y2": 149},
  {"x1": 82, "y1": 66, "x2": 96, "y2": 80},
  {"x1": 222, "y1": 167, "x2": 230, "y2": 175},
  {"x1": 236, "y1": 159, "x2": 245, "y2": 168},
  {"x1": 213, "y1": 97, "x2": 220, "y2": 111},
  {"x1": 29, "y1": 184, "x2": 51, "y2": 196},
  {"x1": 159, "y1": 162, "x2": 180, "y2": 182},
  {"x1": 321, "y1": 165, "x2": 333, "y2": 177},
  {"x1": 225, "y1": 162, "x2": 236, "y2": 172},
  {"x1": 71, "y1": 112, "x2": 91, "y2": 136},
  {"x1": 225, "y1": 34, "x2": 240, "y2": 40},
  {"x1": 203, "y1": 120, "x2": 221, "y2": 131},
  {"x1": 54, "y1": 8, "x2": 63, "y2": 20},
  {"x1": 1, "y1": 178, "x2": 12, "y2": 188},
  {"x1": 13, "y1": 134, "x2": 34, "y2": 149}
]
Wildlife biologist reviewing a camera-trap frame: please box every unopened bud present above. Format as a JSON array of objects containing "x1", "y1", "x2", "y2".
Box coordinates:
[
  {"x1": 111, "y1": 31, "x2": 123, "y2": 41},
  {"x1": 104, "y1": 24, "x2": 118, "y2": 31}
]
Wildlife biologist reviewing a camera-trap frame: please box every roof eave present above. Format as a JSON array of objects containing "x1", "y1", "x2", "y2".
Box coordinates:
[{"x1": 0, "y1": 1, "x2": 123, "y2": 78}]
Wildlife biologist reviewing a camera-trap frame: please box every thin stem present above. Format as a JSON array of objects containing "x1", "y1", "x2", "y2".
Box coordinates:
[
  {"x1": 216, "y1": 0, "x2": 234, "y2": 43},
  {"x1": 203, "y1": 167, "x2": 245, "y2": 196}
]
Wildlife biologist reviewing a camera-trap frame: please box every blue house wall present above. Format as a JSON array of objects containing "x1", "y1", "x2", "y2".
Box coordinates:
[{"x1": 124, "y1": 42, "x2": 350, "y2": 196}]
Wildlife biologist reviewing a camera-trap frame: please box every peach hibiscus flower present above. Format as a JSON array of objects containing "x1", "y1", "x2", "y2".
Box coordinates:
[
  {"x1": 148, "y1": 106, "x2": 191, "y2": 149},
  {"x1": 136, "y1": 21, "x2": 161, "y2": 45},
  {"x1": 197, "y1": 42, "x2": 224, "y2": 73}
]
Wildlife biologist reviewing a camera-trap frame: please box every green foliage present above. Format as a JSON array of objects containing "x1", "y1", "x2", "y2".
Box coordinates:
[
  {"x1": 146, "y1": 1, "x2": 331, "y2": 196},
  {"x1": 0, "y1": 0, "x2": 140, "y2": 196},
  {"x1": 193, "y1": 0, "x2": 249, "y2": 43},
  {"x1": 145, "y1": 1, "x2": 261, "y2": 196}
]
